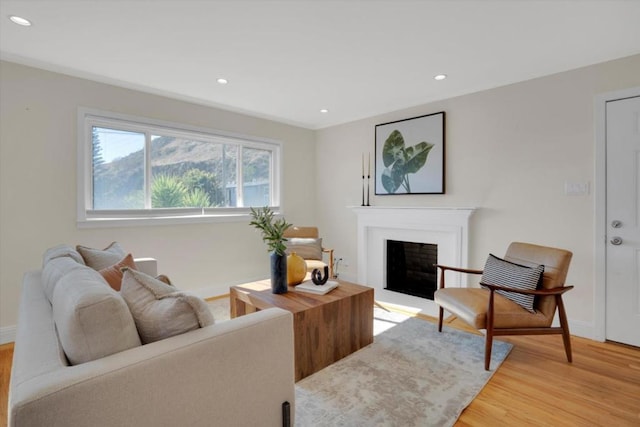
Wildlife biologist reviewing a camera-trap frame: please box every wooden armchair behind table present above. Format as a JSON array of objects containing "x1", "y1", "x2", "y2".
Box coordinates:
[{"x1": 283, "y1": 226, "x2": 334, "y2": 279}]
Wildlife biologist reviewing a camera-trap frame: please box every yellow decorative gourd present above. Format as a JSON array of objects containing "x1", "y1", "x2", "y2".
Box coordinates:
[{"x1": 287, "y1": 252, "x2": 307, "y2": 286}]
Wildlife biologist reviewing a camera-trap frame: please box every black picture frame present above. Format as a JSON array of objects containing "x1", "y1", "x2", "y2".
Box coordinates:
[{"x1": 375, "y1": 111, "x2": 445, "y2": 195}]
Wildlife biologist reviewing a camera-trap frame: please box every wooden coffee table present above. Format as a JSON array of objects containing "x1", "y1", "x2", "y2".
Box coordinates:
[{"x1": 230, "y1": 279, "x2": 374, "y2": 381}]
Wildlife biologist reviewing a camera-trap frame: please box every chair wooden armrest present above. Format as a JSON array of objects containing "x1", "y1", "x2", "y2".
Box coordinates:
[
  {"x1": 435, "y1": 264, "x2": 483, "y2": 275},
  {"x1": 481, "y1": 282, "x2": 574, "y2": 296},
  {"x1": 435, "y1": 264, "x2": 483, "y2": 290}
]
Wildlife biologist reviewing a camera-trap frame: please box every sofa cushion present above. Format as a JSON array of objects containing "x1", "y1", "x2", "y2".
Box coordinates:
[
  {"x1": 42, "y1": 244, "x2": 85, "y2": 266},
  {"x1": 285, "y1": 237, "x2": 323, "y2": 260},
  {"x1": 99, "y1": 254, "x2": 138, "y2": 291},
  {"x1": 42, "y1": 256, "x2": 89, "y2": 303},
  {"x1": 52, "y1": 266, "x2": 141, "y2": 365},
  {"x1": 120, "y1": 268, "x2": 214, "y2": 344},
  {"x1": 77, "y1": 242, "x2": 127, "y2": 270},
  {"x1": 481, "y1": 253, "x2": 544, "y2": 313}
]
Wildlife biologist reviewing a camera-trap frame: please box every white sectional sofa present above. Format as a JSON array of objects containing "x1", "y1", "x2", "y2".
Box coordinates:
[{"x1": 8, "y1": 246, "x2": 295, "y2": 427}]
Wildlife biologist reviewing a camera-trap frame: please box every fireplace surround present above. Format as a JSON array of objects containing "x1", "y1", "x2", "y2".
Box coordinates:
[{"x1": 352, "y1": 206, "x2": 475, "y2": 316}]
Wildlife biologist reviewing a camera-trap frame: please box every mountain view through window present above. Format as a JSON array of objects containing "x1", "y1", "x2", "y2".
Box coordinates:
[{"x1": 92, "y1": 126, "x2": 271, "y2": 210}]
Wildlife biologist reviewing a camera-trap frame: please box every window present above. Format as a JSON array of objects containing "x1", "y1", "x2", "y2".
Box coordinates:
[{"x1": 78, "y1": 108, "x2": 281, "y2": 226}]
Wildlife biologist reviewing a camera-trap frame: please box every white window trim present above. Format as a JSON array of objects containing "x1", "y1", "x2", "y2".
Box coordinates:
[{"x1": 77, "y1": 107, "x2": 283, "y2": 228}]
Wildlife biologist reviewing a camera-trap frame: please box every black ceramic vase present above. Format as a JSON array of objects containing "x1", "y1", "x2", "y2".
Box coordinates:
[{"x1": 270, "y1": 252, "x2": 288, "y2": 294}]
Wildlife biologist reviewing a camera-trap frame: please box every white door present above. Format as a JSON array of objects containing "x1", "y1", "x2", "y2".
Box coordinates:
[{"x1": 606, "y1": 95, "x2": 640, "y2": 347}]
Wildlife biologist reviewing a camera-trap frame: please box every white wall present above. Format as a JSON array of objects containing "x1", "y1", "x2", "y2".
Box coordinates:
[
  {"x1": 0, "y1": 61, "x2": 317, "y2": 336},
  {"x1": 3, "y1": 55, "x2": 640, "y2": 341},
  {"x1": 315, "y1": 54, "x2": 640, "y2": 339}
]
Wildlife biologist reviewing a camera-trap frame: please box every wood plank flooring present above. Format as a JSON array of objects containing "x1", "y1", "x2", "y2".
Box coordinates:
[
  {"x1": 445, "y1": 315, "x2": 640, "y2": 426},
  {"x1": 0, "y1": 343, "x2": 13, "y2": 427},
  {"x1": 1, "y1": 312, "x2": 638, "y2": 426}
]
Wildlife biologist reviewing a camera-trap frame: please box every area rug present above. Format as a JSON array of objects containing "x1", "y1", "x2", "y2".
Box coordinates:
[
  {"x1": 294, "y1": 308, "x2": 512, "y2": 427},
  {"x1": 207, "y1": 298, "x2": 512, "y2": 426}
]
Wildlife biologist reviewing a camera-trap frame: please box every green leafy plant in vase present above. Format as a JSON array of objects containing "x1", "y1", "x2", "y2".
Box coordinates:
[{"x1": 249, "y1": 206, "x2": 292, "y2": 293}]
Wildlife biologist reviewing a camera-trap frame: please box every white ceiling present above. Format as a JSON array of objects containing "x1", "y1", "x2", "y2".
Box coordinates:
[{"x1": 1, "y1": 1, "x2": 639, "y2": 130}]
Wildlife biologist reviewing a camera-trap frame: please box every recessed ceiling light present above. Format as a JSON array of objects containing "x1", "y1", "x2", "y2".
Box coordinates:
[
  {"x1": 217, "y1": 78, "x2": 228, "y2": 85},
  {"x1": 320, "y1": 109, "x2": 329, "y2": 113},
  {"x1": 434, "y1": 74, "x2": 447, "y2": 81},
  {"x1": 9, "y1": 15, "x2": 32, "y2": 26}
]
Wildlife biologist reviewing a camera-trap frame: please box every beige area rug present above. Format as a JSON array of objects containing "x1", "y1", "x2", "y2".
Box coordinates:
[
  {"x1": 207, "y1": 299, "x2": 512, "y2": 427},
  {"x1": 207, "y1": 297, "x2": 231, "y2": 321}
]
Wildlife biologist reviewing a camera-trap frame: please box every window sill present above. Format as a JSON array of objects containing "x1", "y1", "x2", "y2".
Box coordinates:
[{"x1": 77, "y1": 212, "x2": 253, "y2": 228}]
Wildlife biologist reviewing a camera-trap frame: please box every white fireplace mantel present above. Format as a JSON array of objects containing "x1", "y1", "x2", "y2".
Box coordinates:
[{"x1": 351, "y1": 206, "x2": 476, "y2": 315}]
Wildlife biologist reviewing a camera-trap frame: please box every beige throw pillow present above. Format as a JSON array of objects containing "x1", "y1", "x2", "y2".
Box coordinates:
[
  {"x1": 42, "y1": 256, "x2": 87, "y2": 303},
  {"x1": 42, "y1": 244, "x2": 85, "y2": 266},
  {"x1": 120, "y1": 268, "x2": 214, "y2": 344},
  {"x1": 77, "y1": 242, "x2": 127, "y2": 270},
  {"x1": 52, "y1": 266, "x2": 141, "y2": 365},
  {"x1": 285, "y1": 237, "x2": 323, "y2": 260}
]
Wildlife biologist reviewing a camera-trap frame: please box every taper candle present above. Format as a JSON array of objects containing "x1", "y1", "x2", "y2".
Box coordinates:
[
  {"x1": 362, "y1": 153, "x2": 364, "y2": 175},
  {"x1": 368, "y1": 152, "x2": 371, "y2": 176}
]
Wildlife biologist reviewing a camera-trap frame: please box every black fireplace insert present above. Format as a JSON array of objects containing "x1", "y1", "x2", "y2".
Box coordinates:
[{"x1": 385, "y1": 240, "x2": 437, "y2": 300}]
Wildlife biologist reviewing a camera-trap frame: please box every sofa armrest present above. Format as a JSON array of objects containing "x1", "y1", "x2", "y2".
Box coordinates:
[
  {"x1": 133, "y1": 257, "x2": 157, "y2": 276},
  {"x1": 10, "y1": 308, "x2": 295, "y2": 427}
]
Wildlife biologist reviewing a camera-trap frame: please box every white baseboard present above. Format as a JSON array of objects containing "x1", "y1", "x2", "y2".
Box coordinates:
[
  {"x1": 188, "y1": 276, "x2": 268, "y2": 300},
  {"x1": 568, "y1": 319, "x2": 599, "y2": 341},
  {"x1": 1, "y1": 325, "x2": 16, "y2": 345},
  {"x1": 190, "y1": 284, "x2": 231, "y2": 299}
]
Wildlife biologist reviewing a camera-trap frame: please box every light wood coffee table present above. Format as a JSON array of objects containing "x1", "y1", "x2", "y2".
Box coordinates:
[{"x1": 230, "y1": 279, "x2": 374, "y2": 381}]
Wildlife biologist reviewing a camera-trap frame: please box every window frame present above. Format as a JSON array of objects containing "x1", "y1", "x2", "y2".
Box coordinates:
[{"x1": 77, "y1": 107, "x2": 282, "y2": 228}]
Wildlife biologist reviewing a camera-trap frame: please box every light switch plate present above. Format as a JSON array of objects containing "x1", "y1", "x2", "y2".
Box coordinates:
[{"x1": 564, "y1": 181, "x2": 590, "y2": 196}]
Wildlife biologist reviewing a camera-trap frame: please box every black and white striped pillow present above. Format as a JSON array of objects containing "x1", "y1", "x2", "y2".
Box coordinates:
[{"x1": 481, "y1": 254, "x2": 544, "y2": 313}]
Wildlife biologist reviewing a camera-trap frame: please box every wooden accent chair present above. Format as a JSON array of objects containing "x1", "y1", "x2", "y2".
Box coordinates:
[
  {"x1": 283, "y1": 226, "x2": 334, "y2": 278},
  {"x1": 434, "y1": 242, "x2": 573, "y2": 370}
]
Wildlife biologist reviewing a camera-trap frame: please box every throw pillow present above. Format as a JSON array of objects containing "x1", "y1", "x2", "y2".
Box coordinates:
[
  {"x1": 77, "y1": 241, "x2": 127, "y2": 270},
  {"x1": 42, "y1": 256, "x2": 88, "y2": 303},
  {"x1": 42, "y1": 244, "x2": 86, "y2": 266},
  {"x1": 120, "y1": 268, "x2": 214, "y2": 344},
  {"x1": 99, "y1": 254, "x2": 138, "y2": 291},
  {"x1": 52, "y1": 266, "x2": 141, "y2": 365},
  {"x1": 481, "y1": 253, "x2": 544, "y2": 313},
  {"x1": 285, "y1": 237, "x2": 323, "y2": 260},
  {"x1": 156, "y1": 274, "x2": 173, "y2": 285}
]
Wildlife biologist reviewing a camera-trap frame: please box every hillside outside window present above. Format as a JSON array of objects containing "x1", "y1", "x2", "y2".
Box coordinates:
[{"x1": 78, "y1": 108, "x2": 282, "y2": 227}]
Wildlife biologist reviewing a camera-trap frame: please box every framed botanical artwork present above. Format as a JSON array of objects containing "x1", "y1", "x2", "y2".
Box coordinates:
[{"x1": 375, "y1": 112, "x2": 445, "y2": 195}]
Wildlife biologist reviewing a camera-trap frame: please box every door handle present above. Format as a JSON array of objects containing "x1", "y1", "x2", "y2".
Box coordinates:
[{"x1": 610, "y1": 236, "x2": 623, "y2": 246}]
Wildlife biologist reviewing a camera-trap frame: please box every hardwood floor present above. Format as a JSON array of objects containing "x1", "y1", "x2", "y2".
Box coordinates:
[
  {"x1": 1, "y1": 314, "x2": 638, "y2": 426},
  {"x1": 446, "y1": 316, "x2": 640, "y2": 426},
  {"x1": 1, "y1": 343, "x2": 13, "y2": 427}
]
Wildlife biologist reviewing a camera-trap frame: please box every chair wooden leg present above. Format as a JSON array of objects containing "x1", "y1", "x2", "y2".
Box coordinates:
[
  {"x1": 438, "y1": 307, "x2": 444, "y2": 332},
  {"x1": 485, "y1": 290, "x2": 496, "y2": 371},
  {"x1": 485, "y1": 330, "x2": 494, "y2": 371},
  {"x1": 556, "y1": 295, "x2": 573, "y2": 363}
]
